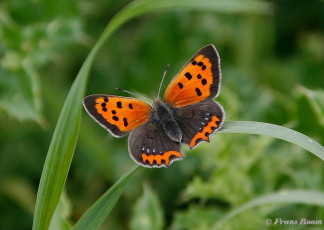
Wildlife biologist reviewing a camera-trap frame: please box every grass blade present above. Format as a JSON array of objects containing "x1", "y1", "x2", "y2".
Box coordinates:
[
  {"x1": 32, "y1": 71, "x2": 83, "y2": 229},
  {"x1": 32, "y1": 10, "x2": 112, "y2": 230},
  {"x1": 219, "y1": 121, "x2": 324, "y2": 161},
  {"x1": 106, "y1": 0, "x2": 271, "y2": 36},
  {"x1": 32, "y1": 59, "x2": 91, "y2": 230},
  {"x1": 72, "y1": 166, "x2": 140, "y2": 230},
  {"x1": 212, "y1": 190, "x2": 324, "y2": 229}
]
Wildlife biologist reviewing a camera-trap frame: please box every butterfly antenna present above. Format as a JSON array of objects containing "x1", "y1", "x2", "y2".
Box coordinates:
[
  {"x1": 116, "y1": 88, "x2": 153, "y2": 103},
  {"x1": 157, "y1": 64, "x2": 169, "y2": 99}
]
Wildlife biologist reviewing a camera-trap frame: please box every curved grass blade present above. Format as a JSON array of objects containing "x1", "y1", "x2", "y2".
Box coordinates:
[
  {"x1": 32, "y1": 62, "x2": 93, "y2": 230},
  {"x1": 33, "y1": 1, "x2": 272, "y2": 230},
  {"x1": 105, "y1": 0, "x2": 271, "y2": 39},
  {"x1": 219, "y1": 121, "x2": 324, "y2": 161},
  {"x1": 212, "y1": 190, "x2": 324, "y2": 229},
  {"x1": 72, "y1": 165, "x2": 139, "y2": 230},
  {"x1": 32, "y1": 11, "x2": 116, "y2": 230}
]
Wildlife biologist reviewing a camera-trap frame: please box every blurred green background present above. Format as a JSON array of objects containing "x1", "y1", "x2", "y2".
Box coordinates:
[{"x1": 0, "y1": 0, "x2": 324, "y2": 229}]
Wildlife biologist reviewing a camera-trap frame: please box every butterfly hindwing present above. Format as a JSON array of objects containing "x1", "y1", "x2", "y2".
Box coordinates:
[
  {"x1": 175, "y1": 100, "x2": 224, "y2": 148},
  {"x1": 83, "y1": 95, "x2": 151, "y2": 137},
  {"x1": 163, "y1": 44, "x2": 221, "y2": 108},
  {"x1": 128, "y1": 117, "x2": 184, "y2": 168}
]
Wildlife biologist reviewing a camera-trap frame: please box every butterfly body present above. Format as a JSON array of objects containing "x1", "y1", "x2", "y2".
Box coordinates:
[
  {"x1": 83, "y1": 45, "x2": 225, "y2": 168},
  {"x1": 152, "y1": 100, "x2": 182, "y2": 142}
]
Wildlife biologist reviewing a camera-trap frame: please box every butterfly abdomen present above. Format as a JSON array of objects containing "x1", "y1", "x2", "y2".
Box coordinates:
[{"x1": 153, "y1": 100, "x2": 182, "y2": 142}]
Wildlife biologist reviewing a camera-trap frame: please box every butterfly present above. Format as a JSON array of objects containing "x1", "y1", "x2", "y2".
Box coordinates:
[{"x1": 83, "y1": 44, "x2": 225, "y2": 168}]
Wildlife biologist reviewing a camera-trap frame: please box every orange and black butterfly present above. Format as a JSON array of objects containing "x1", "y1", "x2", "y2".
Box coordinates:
[{"x1": 83, "y1": 45, "x2": 225, "y2": 168}]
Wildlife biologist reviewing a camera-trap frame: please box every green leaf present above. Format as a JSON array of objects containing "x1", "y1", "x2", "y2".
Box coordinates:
[
  {"x1": 0, "y1": 66, "x2": 42, "y2": 123},
  {"x1": 212, "y1": 190, "x2": 324, "y2": 229},
  {"x1": 218, "y1": 121, "x2": 324, "y2": 161},
  {"x1": 72, "y1": 165, "x2": 139, "y2": 230},
  {"x1": 295, "y1": 87, "x2": 324, "y2": 134},
  {"x1": 0, "y1": 177, "x2": 35, "y2": 215},
  {"x1": 130, "y1": 184, "x2": 164, "y2": 230}
]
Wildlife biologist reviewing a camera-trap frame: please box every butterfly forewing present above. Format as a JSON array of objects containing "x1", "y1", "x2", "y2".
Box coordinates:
[
  {"x1": 83, "y1": 95, "x2": 151, "y2": 137},
  {"x1": 163, "y1": 44, "x2": 221, "y2": 108}
]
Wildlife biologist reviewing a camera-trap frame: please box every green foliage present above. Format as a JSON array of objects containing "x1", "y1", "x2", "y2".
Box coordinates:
[
  {"x1": 130, "y1": 184, "x2": 164, "y2": 230},
  {"x1": 72, "y1": 166, "x2": 139, "y2": 230},
  {"x1": 0, "y1": 0, "x2": 83, "y2": 124},
  {"x1": 212, "y1": 190, "x2": 324, "y2": 229},
  {"x1": 1, "y1": 0, "x2": 324, "y2": 229},
  {"x1": 49, "y1": 191, "x2": 73, "y2": 230}
]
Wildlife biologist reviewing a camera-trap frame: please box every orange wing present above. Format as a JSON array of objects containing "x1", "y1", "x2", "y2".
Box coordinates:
[
  {"x1": 83, "y1": 95, "x2": 151, "y2": 137},
  {"x1": 163, "y1": 44, "x2": 221, "y2": 108}
]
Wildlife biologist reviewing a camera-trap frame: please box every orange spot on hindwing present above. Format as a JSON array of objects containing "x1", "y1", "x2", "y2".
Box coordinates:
[
  {"x1": 141, "y1": 151, "x2": 182, "y2": 166},
  {"x1": 189, "y1": 116, "x2": 219, "y2": 148}
]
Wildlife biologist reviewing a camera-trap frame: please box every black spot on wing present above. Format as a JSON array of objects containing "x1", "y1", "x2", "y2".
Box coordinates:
[
  {"x1": 201, "y1": 79, "x2": 207, "y2": 85},
  {"x1": 195, "y1": 88, "x2": 202, "y2": 96},
  {"x1": 117, "y1": 101, "x2": 122, "y2": 108},
  {"x1": 178, "y1": 82, "x2": 183, "y2": 89},
  {"x1": 185, "y1": 72, "x2": 192, "y2": 80},
  {"x1": 123, "y1": 117, "x2": 128, "y2": 127}
]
